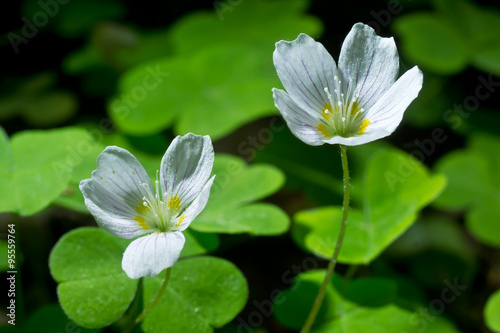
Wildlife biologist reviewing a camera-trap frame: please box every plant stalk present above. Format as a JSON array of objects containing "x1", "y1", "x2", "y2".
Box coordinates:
[{"x1": 300, "y1": 145, "x2": 350, "y2": 333}]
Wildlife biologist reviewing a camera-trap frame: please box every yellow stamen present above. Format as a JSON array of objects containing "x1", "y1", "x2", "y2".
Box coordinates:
[
  {"x1": 349, "y1": 101, "x2": 361, "y2": 119},
  {"x1": 358, "y1": 119, "x2": 370, "y2": 135},
  {"x1": 316, "y1": 124, "x2": 332, "y2": 138},
  {"x1": 175, "y1": 215, "x2": 186, "y2": 228},
  {"x1": 167, "y1": 195, "x2": 181, "y2": 211},
  {"x1": 135, "y1": 215, "x2": 148, "y2": 229},
  {"x1": 134, "y1": 204, "x2": 149, "y2": 229},
  {"x1": 136, "y1": 204, "x2": 148, "y2": 215},
  {"x1": 322, "y1": 103, "x2": 334, "y2": 120}
]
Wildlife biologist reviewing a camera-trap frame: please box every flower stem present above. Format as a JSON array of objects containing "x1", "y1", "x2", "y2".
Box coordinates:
[
  {"x1": 300, "y1": 145, "x2": 350, "y2": 333},
  {"x1": 135, "y1": 267, "x2": 172, "y2": 325}
]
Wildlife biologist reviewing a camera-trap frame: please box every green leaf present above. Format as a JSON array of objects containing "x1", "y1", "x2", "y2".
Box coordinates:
[
  {"x1": 54, "y1": 131, "x2": 166, "y2": 213},
  {"x1": 171, "y1": 0, "x2": 322, "y2": 55},
  {"x1": 254, "y1": 126, "x2": 390, "y2": 205},
  {"x1": 142, "y1": 257, "x2": 248, "y2": 333},
  {"x1": 433, "y1": 0, "x2": 500, "y2": 48},
  {"x1": 433, "y1": 0, "x2": 500, "y2": 76},
  {"x1": 292, "y1": 149, "x2": 446, "y2": 264},
  {"x1": 432, "y1": 151, "x2": 489, "y2": 210},
  {"x1": 0, "y1": 127, "x2": 95, "y2": 216},
  {"x1": 393, "y1": 13, "x2": 470, "y2": 74},
  {"x1": 274, "y1": 271, "x2": 460, "y2": 332},
  {"x1": 49, "y1": 227, "x2": 138, "y2": 328},
  {"x1": 109, "y1": 44, "x2": 278, "y2": 140},
  {"x1": 50, "y1": 227, "x2": 217, "y2": 329},
  {"x1": 181, "y1": 230, "x2": 220, "y2": 259},
  {"x1": 485, "y1": 290, "x2": 500, "y2": 333},
  {"x1": 24, "y1": 304, "x2": 100, "y2": 333},
  {"x1": 434, "y1": 133, "x2": 500, "y2": 248},
  {"x1": 394, "y1": 0, "x2": 500, "y2": 76},
  {"x1": 191, "y1": 154, "x2": 290, "y2": 235},
  {"x1": 109, "y1": 0, "x2": 321, "y2": 140},
  {"x1": 473, "y1": 49, "x2": 500, "y2": 77},
  {"x1": 467, "y1": 195, "x2": 500, "y2": 248}
]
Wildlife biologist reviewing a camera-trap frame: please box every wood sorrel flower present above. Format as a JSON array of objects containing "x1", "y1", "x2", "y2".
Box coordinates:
[
  {"x1": 272, "y1": 23, "x2": 423, "y2": 146},
  {"x1": 80, "y1": 133, "x2": 215, "y2": 279}
]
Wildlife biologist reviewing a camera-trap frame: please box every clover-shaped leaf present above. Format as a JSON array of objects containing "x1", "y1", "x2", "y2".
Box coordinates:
[
  {"x1": 49, "y1": 227, "x2": 225, "y2": 328},
  {"x1": 170, "y1": 0, "x2": 321, "y2": 55},
  {"x1": 394, "y1": 0, "x2": 500, "y2": 76},
  {"x1": 142, "y1": 257, "x2": 248, "y2": 333},
  {"x1": 49, "y1": 228, "x2": 138, "y2": 328},
  {"x1": 292, "y1": 149, "x2": 446, "y2": 264},
  {"x1": 434, "y1": 133, "x2": 500, "y2": 248},
  {"x1": 191, "y1": 154, "x2": 289, "y2": 235},
  {"x1": 109, "y1": 44, "x2": 279, "y2": 140},
  {"x1": 0, "y1": 127, "x2": 94, "y2": 216},
  {"x1": 274, "y1": 271, "x2": 460, "y2": 332},
  {"x1": 108, "y1": 0, "x2": 322, "y2": 140}
]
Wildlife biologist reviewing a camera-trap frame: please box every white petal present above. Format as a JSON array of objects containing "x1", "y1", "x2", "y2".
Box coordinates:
[
  {"x1": 322, "y1": 130, "x2": 391, "y2": 146},
  {"x1": 338, "y1": 23, "x2": 399, "y2": 110},
  {"x1": 161, "y1": 134, "x2": 214, "y2": 208},
  {"x1": 322, "y1": 67, "x2": 423, "y2": 146},
  {"x1": 174, "y1": 176, "x2": 215, "y2": 231},
  {"x1": 273, "y1": 33, "x2": 339, "y2": 114},
  {"x1": 79, "y1": 146, "x2": 153, "y2": 239},
  {"x1": 365, "y1": 66, "x2": 423, "y2": 133},
  {"x1": 122, "y1": 231, "x2": 185, "y2": 279},
  {"x1": 273, "y1": 88, "x2": 325, "y2": 146}
]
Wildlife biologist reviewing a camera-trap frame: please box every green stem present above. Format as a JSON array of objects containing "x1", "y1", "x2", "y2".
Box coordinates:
[
  {"x1": 135, "y1": 267, "x2": 172, "y2": 325},
  {"x1": 300, "y1": 145, "x2": 350, "y2": 333}
]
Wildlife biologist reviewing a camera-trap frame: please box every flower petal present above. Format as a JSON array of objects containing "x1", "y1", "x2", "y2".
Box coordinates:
[
  {"x1": 122, "y1": 231, "x2": 185, "y2": 279},
  {"x1": 79, "y1": 146, "x2": 153, "y2": 239},
  {"x1": 273, "y1": 88, "x2": 324, "y2": 146},
  {"x1": 338, "y1": 23, "x2": 399, "y2": 111},
  {"x1": 174, "y1": 175, "x2": 215, "y2": 231},
  {"x1": 322, "y1": 66, "x2": 423, "y2": 146},
  {"x1": 160, "y1": 133, "x2": 214, "y2": 209},
  {"x1": 274, "y1": 33, "x2": 339, "y2": 114},
  {"x1": 365, "y1": 66, "x2": 423, "y2": 133}
]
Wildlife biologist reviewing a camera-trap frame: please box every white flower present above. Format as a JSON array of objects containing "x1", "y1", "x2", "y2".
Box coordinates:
[
  {"x1": 80, "y1": 133, "x2": 215, "y2": 279},
  {"x1": 272, "y1": 23, "x2": 423, "y2": 146}
]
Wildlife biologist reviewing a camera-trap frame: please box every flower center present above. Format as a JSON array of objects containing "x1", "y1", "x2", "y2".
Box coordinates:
[
  {"x1": 133, "y1": 171, "x2": 184, "y2": 232},
  {"x1": 316, "y1": 76, "x2": 370, "y2": 138}
]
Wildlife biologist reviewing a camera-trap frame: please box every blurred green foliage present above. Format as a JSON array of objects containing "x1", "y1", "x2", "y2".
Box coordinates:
[
  {"x1": 1, "y1": 0, "x2": 500, "y2": 331},
  {"x1": 291, "y1": 149, "x2": 446, "y2": 264},
  {"x1": 274, "y1": 272, "x2": 460, "y2": 332},
  {"x1": 394, "y1": 0, "x2": 500, "y2": 76}
]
